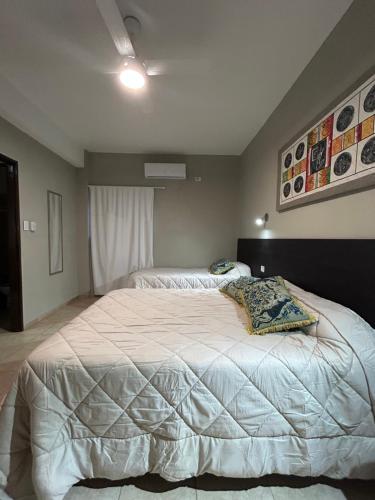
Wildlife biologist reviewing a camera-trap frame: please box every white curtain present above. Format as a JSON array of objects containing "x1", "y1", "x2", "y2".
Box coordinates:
[{"x1": 89, "y1": 186, "x2": 154, "y2": 295}]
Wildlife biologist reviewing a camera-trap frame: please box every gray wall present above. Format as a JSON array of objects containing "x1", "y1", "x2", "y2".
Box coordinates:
[
  {"x1": 0, "y1": 116, "x2": 79, "y2": 325},
  {"x1": 239, "y1": 0, "x2": 375, "y2": 239},
  {"x1": 77, "y1": 153, "x2": 240, "y2": 293}
]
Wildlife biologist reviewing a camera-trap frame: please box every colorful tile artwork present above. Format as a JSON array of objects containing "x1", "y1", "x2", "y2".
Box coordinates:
[{"x1": 280, "y1": 74, "x2": 375, "y2": 206}]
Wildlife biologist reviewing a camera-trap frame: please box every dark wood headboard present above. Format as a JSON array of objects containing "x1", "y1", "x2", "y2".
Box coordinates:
[{"x1": 237, "y1": 239, "x2": 375, "y2": 328}]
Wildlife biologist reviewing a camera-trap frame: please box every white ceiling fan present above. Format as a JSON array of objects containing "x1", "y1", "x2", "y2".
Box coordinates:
[
  {"x1": 96, "y1": 0, "x2": 210, "y2": 92},
  {"x1": 96, "y1": 0, "x2": 165, "y2": 90}
]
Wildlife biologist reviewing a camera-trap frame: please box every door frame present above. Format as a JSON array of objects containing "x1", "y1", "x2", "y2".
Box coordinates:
[{"x1": 0, "y1": 152, "x2": 23, "y2": 331}]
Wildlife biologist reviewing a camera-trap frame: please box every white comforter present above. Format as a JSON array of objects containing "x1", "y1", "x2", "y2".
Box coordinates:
[
  {"x1": 0, "y1": 284, "x2": 374, "y2": 499},
  {"x1": 125, "y1": 262, "x2": 250, "y2": 288}
]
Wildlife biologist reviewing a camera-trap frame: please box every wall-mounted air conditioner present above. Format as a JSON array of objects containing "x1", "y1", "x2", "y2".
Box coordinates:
[{"x1": 144, "y1": 163, "x2": 186, "y2": 180}]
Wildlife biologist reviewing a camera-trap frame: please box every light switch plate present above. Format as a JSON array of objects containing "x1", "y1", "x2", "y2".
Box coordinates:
[
  {"x1": 30, "y1": 221, "x2": 37, "y2": 232},
  {"x1": 260, "y1": 265, "x2": 265, "y2": 273},
  {"x1": 23, "y1": 220, "x2": 30, "y2": 231}
]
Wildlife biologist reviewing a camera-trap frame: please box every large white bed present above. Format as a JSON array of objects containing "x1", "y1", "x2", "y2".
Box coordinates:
[
  {"x1": 125, "y1": 261, "x2": 251, "y2": 288},
  {"x1": 0, "y1": 283, "x2": 374, "y2": 499}
]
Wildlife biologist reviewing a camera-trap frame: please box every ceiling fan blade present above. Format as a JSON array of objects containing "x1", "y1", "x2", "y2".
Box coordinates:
[
  {"x1": 96, "y1": 0, "x2": 135, "y2": 57},
  {"x1": 145, "y1": 60, "x2": 168, "y2": 77},
  {"x1": 145, "y1": 58, "x2": 213, "y2": 77}
]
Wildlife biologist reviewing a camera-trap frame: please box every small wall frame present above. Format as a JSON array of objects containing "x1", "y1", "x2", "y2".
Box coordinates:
[{"x1": 277, "y1": 67, "x2": 375, "y2": 212}]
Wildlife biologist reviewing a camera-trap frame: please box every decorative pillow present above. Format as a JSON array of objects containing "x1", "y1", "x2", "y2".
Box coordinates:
[
  {"x1": 220, "y1": 276, "x2": 259, "y2": 304},
  {"x1": 209, "y1": 259, "x2": 235, "y2": 275},
  {"x1": 240, "y1": 276, "x2": 317, "y2": 335}
]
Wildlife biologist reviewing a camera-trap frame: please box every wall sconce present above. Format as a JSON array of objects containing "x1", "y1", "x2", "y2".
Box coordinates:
[{"x1": 255, "y1": 213, "x2": 269, "y2": 228}]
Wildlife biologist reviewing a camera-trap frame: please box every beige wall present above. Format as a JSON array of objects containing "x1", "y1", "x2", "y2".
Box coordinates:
[
  {"x1": 0, "y1": 116, "x2": 79, "y2": 326},
  {"x1": 77, "y1": 153, "x2": 240, "y2": 293},
  {"x1": 239, "y1": 0, "x2": 375, "y2": 240}
]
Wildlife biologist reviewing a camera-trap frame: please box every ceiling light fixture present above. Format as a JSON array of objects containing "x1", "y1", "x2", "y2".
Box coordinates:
[{"x1": 119, "y1": 57, "x2": 146, "y2": 89}]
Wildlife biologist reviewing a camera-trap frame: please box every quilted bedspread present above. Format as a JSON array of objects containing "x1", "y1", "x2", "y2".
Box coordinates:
[
  {"x1": 125, "y1": 262, "x2": 250, "y2": 288},
  {"x1": 0, "y1": 284, "x2": 375, "y2": 499}
]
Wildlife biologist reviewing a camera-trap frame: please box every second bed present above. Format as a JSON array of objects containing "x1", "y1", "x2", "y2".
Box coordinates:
[{"x1": 125, "y1": 261, "x2": 251, "y2": 288}]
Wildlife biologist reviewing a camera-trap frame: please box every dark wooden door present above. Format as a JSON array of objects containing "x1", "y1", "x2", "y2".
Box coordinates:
[{"x1": 0, "y1": 153, "x2": 23, "y2": 331}]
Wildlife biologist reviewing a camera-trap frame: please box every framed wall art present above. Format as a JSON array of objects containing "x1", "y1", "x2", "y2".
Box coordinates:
[{"x1": 277, "y1": 68, "x2": 375, "y2": 211}]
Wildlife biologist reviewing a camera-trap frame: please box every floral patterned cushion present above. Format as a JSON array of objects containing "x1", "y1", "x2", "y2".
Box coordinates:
[
  {"x1": 209, "y1": 259, "x2": 235, "y2": 275},
  {"x1": 240, "y1": 276, "x2": 317, "y2": 335},
  {"x1": 220, "y1": 276, "x2": 259, "y2": 303}
]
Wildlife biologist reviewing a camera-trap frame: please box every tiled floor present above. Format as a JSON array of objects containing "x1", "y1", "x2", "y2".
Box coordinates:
[
  {"x1": 64, "y1": 482, "x2": 373, "y2": 499},
  {"x1": 0, "y1": 296, "x2": 98, "y2": 405},
  {"x1": 1, "y1": 297, "x2": 374, "y2": 499}
]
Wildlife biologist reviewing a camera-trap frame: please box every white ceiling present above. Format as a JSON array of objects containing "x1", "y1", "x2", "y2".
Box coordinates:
[{"x1": 0, "y1": 0, "x2": 352, "y2": 167}]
